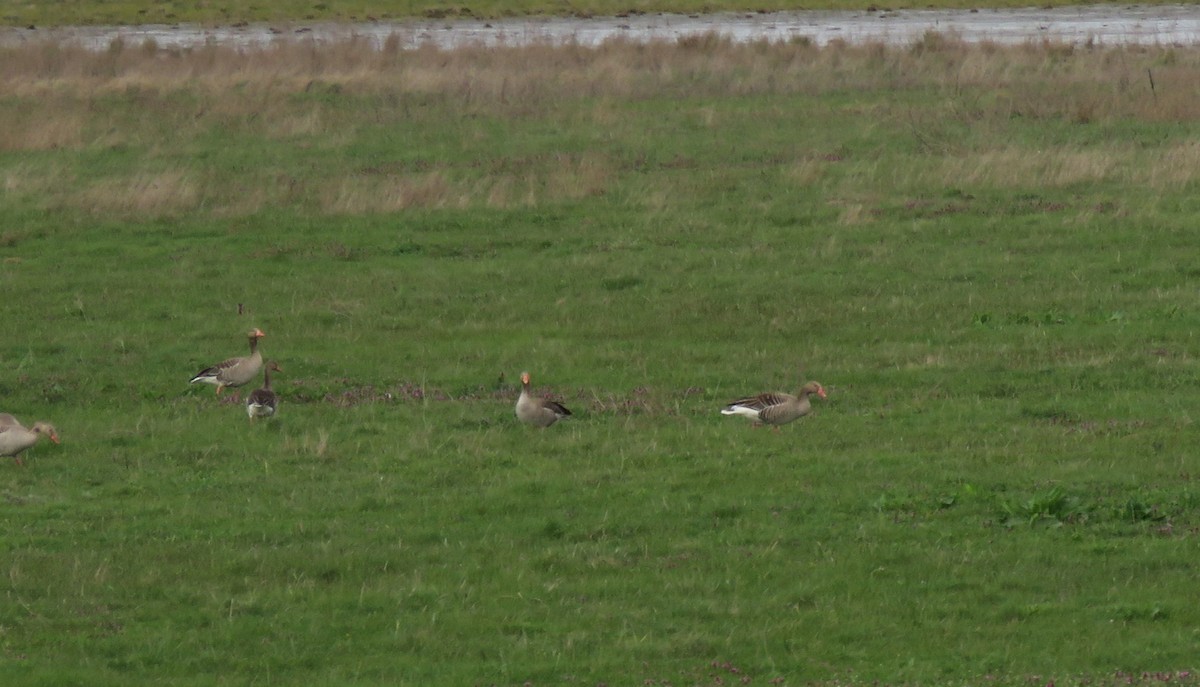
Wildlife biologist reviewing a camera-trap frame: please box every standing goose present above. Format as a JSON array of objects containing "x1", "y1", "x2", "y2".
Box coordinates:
[
  {"x1": 0, "y1": 416, "x2": 60, "y2": 465},
  {"x1": 246, "y1": 361, "x2": 282, "y2": 421},
  {"x1": 515, "y1": 371, "x2": 572, "y2": 428},
  {"x1": 721, "y1": 381, "x2": 827, "y2": 429},
  {"x1": 190, "y1": 328, "x2": 265, "y2": 396}
]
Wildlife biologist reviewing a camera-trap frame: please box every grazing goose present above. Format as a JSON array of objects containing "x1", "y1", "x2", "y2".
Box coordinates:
[
  {"x1": 246, "y1": 361, "x2": 282, "y2": 421},
  {"x1": 0, "y1": 416, "x2": 60, "y2": 465},
  {"x1": 721, "y1": 381, "x2": 827, "y2": 429},
  {"x1": 190, "y1": 328, "x2": 265, "y2": 396},
  {"x1": 515, "y1": 371, "x2": 572, "y2": 428}
]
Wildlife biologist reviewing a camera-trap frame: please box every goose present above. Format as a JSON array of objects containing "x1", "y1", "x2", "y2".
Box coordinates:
[
  {"x1": 190, "y1": 328, "x2": 265, "y2": 396},
  {"x1": 515, "y1": 371, "x2": 572, "y2": 428},
  {"x1": 0, "y1": 416, "x2": 60, "y2": 465},
  {"x1": 246, "y1": 361, "x2": 282, "y2": 421},
  {"x1": 721, "y1": 381, "x2": 827, "y2": 429}
]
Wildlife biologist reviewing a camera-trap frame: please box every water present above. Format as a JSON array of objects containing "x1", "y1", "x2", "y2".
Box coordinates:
[{"x1": 1, "y1": 5, "x2": 1198, "y2": 51}]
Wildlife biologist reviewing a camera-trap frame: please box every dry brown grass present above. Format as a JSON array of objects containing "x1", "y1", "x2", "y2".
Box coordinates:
[
  {"x1": 324, "y1": 170, "x2": 463, "y2": 213},
  {"x1": 4, "y1": 34, "x2": 1195, "y2": 114},
  {"x1": 2, "y1": 34, "x2": 1199, "y2": 217},
  {"x1": 70, "y1": 169, "x2": 200, "y2": 217},
  {"x1": 0, "y1": 105, "x2": 85, "y2": 151},
  {"x1": 315, "y1": 150, "x2": 615, "y2": 213},
  {"x1": 954, "y1": 147, "x2": 1124, "y2": 188}
]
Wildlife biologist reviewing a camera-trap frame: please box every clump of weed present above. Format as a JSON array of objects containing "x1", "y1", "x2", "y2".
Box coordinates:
[{"x1": 998, "y1": 487, "x2": 1089, "y2": 527}]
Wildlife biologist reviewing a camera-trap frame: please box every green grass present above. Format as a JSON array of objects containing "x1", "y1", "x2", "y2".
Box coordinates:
[
  {"x1": 3, "y1": 35, "x2": 1200, "y2": 686},
  {"x1": 0, "y1": 0, "x2": 1188, "y2": 28}
]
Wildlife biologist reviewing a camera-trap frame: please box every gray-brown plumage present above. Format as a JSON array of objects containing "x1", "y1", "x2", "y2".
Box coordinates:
[
  {"x1": 190, "y1": 328, "x2": 265, "y2": 396},
  {"x1": 721, "y1": 381, "x2": 827, "y2": 429},
  {"x1": 515, "y1": 371, "x2": 572, "y2": 428},
  {"x1": 246, "y1": 361, "x2": 282, "y2": 421},
  {"x1": 0, "y1": 415, "x2": 60, "y2": 465}
]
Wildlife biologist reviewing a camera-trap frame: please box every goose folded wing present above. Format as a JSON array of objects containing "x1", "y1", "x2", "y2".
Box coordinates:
[
  {"x1": 543, "y1": 400, "x2": 572, "y2": 417},
  {"x1": 728, "y1": 393, "x2": 790, "y2": 411}
]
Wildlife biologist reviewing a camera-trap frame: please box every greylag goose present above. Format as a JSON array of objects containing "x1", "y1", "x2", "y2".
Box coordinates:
[
  {"x1": 0, "y1": 416, "x2": 60, "y2": 465},
  {"x1": 190, "y1": 328, "x2": 265, "y2": 396},
  {"x1": 246, "y1": 361, "x2": 282, "y2": 421},
  {"x1": 721, "y1": 381, "x2": 827, "y2": 429},
  {"x1": 515, "y1": 371, "x2": 572, "y2": 428}
]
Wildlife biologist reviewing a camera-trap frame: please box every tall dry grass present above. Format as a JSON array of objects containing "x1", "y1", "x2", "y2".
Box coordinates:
[
  {"x1": 1, "y1": 33, "x2": 1199, "y2": 217},
  {"x1": 3, "y1": 34, "x2": 1195, "y2": 116},
  {"x1": 69, "y1": 169, "x2": 199, "y2": 216}
]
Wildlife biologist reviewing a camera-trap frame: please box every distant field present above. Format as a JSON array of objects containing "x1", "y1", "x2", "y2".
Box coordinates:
[
  {"x1": 3, "y1": 29, "x2": 1200, "y2": 687},
  {"x1": 0, "y1": 0, "x2": 1189, "y2": 27}
]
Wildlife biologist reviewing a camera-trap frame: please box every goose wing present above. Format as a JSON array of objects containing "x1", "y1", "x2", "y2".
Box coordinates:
[
  {"x1": 723, "y1": 392, "x2": 792, "y2": 412},
  {"x1": 543, "y1": 400, "x2": 572, "y2": 418},
  {"x1": 191, "y1": 355, "x2": 244, "y2": 382}
]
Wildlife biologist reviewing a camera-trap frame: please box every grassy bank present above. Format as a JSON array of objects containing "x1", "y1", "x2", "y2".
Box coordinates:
[
  {"x1": 2, "y1": 34, "x2": 1200, "y2": 685},
  {"x1": 0, "y1": 0, "x2": 1191, "y2": 28}
]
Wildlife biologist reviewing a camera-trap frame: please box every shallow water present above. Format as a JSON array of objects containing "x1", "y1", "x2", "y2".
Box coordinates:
[{"x1": 2, "y1": 4, "x2": 1198, "y2": 50}]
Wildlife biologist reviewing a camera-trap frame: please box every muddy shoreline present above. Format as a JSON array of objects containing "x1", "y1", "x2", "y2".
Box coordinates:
[{"x1": 1, "y1": 5, "x2": 1197, "y2": 50}]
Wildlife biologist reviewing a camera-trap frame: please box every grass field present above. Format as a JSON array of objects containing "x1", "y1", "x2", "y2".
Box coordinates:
[
  {"x1": 0, "y1": 0, "x2": 1192, "y2": 28},
  {"x1": 3, "y1": 30, "x2": 1200, "y2": 686}
]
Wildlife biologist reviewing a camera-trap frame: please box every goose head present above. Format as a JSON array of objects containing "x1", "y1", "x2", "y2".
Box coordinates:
[
  {"x1": 31, "y1": 422, "x2": 60, "y2": 444},
  {"x1": 801, "y1": 381, "x2": 827, "y2": 399}
]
